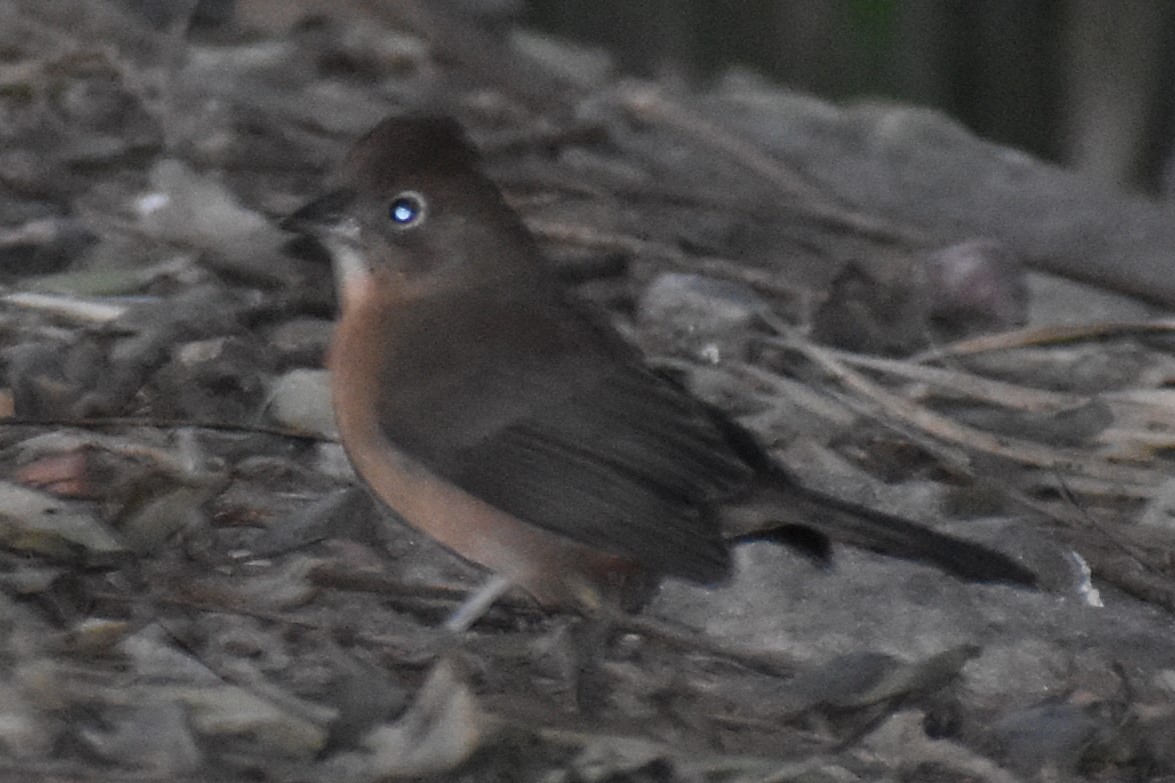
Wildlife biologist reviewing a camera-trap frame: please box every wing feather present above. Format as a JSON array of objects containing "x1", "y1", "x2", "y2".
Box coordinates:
[{"x1": 373, "y1": 287, "x2": 752, "y2": 582}]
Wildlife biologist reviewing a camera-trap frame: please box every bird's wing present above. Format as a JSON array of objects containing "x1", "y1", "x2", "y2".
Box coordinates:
[{"x1": 372, "y1": 289, "x2": 753, "y2": 583}]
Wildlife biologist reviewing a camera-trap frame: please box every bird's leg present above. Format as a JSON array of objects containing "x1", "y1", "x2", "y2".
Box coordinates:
[
  {"x1": 443, "y1": 573, "x2": 513, "y2": 631},
  {"x1": 570, "y1": 612, "x2": 614, "y2": 717}
]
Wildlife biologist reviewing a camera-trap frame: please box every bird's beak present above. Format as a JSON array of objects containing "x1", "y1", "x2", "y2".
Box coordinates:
[
  {"x1": 280, "y1": 188, "x2": 357, "y2": 234},
  {"x1": 281, "y1": 188, "x2": 369, "y2": 300}
]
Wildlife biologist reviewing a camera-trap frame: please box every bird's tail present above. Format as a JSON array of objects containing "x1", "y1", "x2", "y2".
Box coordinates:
[{"x1": 719, "y1": 475, "x2": 1037, "y2": 587}]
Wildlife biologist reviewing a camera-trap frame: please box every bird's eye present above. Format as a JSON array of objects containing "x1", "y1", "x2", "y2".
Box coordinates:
[{"x1": 388, "y1": 192, "x2": 426, "y2": 228}]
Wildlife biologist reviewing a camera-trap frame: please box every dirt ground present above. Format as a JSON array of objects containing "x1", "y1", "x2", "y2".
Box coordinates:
[{"x1": 3, "y1": 2, "x2": 1175, "y2": 781}]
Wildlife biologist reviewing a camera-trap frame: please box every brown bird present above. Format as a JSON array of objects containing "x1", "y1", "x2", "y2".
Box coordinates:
[{"x1": 286, "y1": 116, "x2": 1035, "y2": 621}]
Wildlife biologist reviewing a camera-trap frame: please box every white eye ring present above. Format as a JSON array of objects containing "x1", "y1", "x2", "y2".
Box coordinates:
[{"x1": 388, "y1": 191, "x2": 427, "y2": 228}]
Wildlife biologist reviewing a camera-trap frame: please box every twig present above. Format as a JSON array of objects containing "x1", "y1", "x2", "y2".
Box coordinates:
[
  {"x1": 912, "y1": 319, "x2": 1175, "y2": 363},
  {"x1": 767, "y1": 326, "x2": 1170, "y2": 492}
]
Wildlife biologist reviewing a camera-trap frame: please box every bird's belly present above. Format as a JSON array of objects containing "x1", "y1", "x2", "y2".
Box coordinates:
[{"x1": 344, "y1": 432, "x2": 634, "y2": 607}]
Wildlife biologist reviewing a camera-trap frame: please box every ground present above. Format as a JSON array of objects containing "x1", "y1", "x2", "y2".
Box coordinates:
[{"x1": 2, "y1": 2, "x2": 1175, "y2": 781}]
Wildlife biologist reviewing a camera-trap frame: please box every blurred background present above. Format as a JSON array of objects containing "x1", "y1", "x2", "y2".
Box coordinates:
[
  {"x1": 526, "y1": 0, "x2": 1175, "y2": 194},
  {"x1": 154, "y1": 0, "x2": 1175, "y2": 193}
]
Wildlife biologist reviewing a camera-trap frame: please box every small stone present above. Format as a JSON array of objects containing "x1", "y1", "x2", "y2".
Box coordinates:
[
  {"x1": 637, "y1": 272, "x2": 768, "y2": 362},
  {"x1": 267, "y1": 369, "x2": 335, "y2": 438},
  {"x1": 925, "y1": 238, "x2": 1028, "y2": 331}
]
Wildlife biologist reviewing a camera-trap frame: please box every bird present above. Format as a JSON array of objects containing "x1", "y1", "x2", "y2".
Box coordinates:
[{"x1": 284, "y1": 115, "x2": 1035, "y2": 624}]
